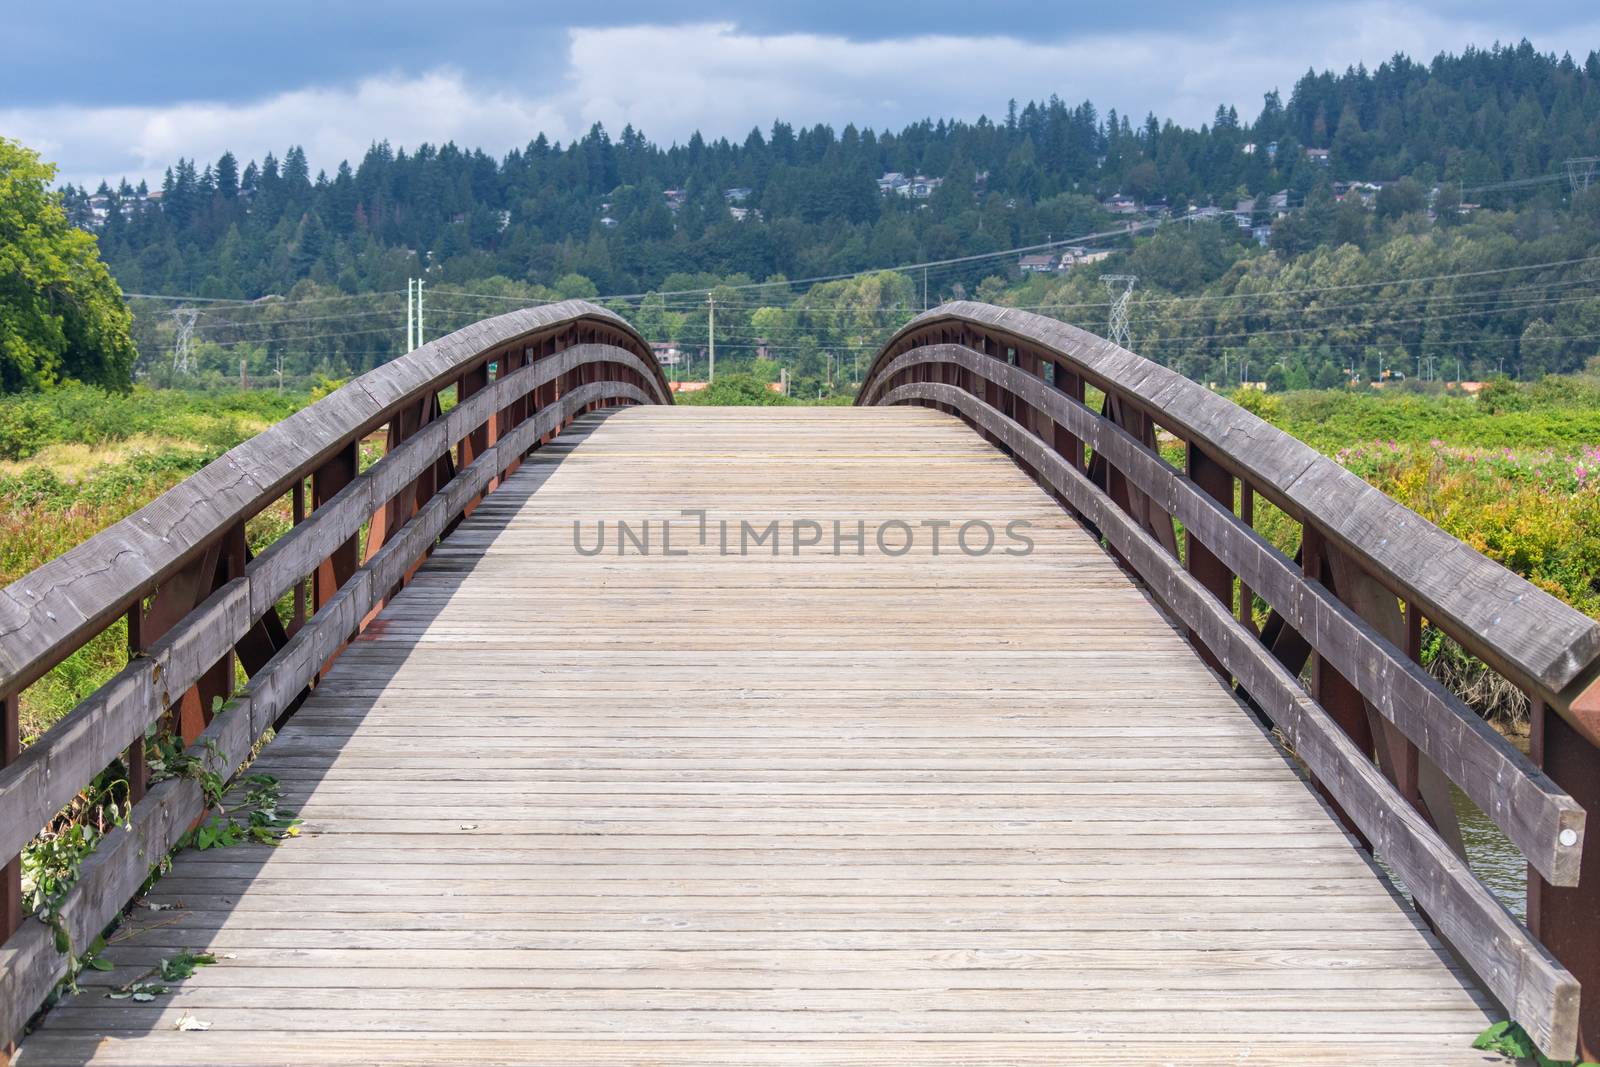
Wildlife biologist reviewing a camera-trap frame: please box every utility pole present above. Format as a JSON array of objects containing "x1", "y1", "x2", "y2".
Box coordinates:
[
  {"x1": 406, "y1": 278, "x2": 425, "y2": 350},
  {"x1": 1103, "y1": 275, "x2": 1137, "y2": 348},
  {"x1": 923, "y1": 267, "x2": 929, "y2": 311},
  {"x1": 707, "y1": 296, "x2": 716, "y2": 383}
]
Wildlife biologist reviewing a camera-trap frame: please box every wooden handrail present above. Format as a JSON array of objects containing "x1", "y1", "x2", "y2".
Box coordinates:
[
  {"x1": 0, "y1": 301, "x2": 668, "y2": 698},
  {"x1": 869, "y1": 341, "x2": 1582, "y2": 883},
  {"x1": 0, "y1": 301, "x2": 670, "y2": 1045},
  {"x1": 858, "y1": 302, "x2": 1599, "y2": 1061},
  {"x1": 862, "y1": 302, "x2": 1600, "y2": 720}
]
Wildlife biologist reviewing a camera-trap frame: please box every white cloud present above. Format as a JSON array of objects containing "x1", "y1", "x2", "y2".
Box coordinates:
[
  {"x1": 1, "y1": 71, "x2": 578, "y2": 188},
  {"x1": 5, "y1": 5, "x2": 1597, "y2": 188}
]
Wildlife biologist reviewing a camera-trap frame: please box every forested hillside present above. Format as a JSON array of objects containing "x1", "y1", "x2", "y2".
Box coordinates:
[{"x1": 50, "y1": 41, "x2": 1600, "y2": 395}]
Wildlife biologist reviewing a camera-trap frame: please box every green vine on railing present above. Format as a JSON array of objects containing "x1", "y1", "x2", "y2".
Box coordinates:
[
  {"x1": 17, "y1": 696, "x2": 297, "y2": 1026},
  {"x1": 1474, "y1": 1021, "x2": 1599, "y2": 1067}
]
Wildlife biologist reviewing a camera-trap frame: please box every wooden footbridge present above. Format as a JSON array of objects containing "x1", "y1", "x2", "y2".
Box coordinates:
[{"x1": 3, "y1": 302, "x2": 1599, "y2": 1065}]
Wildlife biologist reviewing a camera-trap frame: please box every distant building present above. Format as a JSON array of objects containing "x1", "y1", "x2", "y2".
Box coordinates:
[
  {"x1": 728, "y1": 206, "x2": 761, "y2": 222},
  {"x1": 1020, "y1": 248, "x2": 1112, "y2": 274},
  {"x1": 650, "y1": 342, "x2": 681, "y2": 367},
  {"x1": 1251, "y1": 224, "x2": 1273, "y2": 247},
  {"x1": 1242, "y1": 142, "x2": 1257, "y2": 155},
  {"x1": 877, "y1": 172, "x2": 942, "y2": 198},
  {"x1": 599, "y1": 216, "x2": 618, "y2": 229},
  {"x1": 1305, "y1": 147, "x2": 1331, "y2": 165},
  {"x1": 1336, "y1": 181, "x2": 1384, "y2": 206},
  {"x1": 723, "y1": 187, "x2": 752, "y2": 203},
  {"x1": 1102, "y1": 194, "x2": 1141, "y2": 215},
  {"x1": 1187, "y1": 205, "x2": 1225, "y2": 222},
  {"x1": 663, "y1": 188, "x2": 687, "y2": 212},
  {"x1": 1233, "y1": 199, "x2": 1256, "y2": 228}
]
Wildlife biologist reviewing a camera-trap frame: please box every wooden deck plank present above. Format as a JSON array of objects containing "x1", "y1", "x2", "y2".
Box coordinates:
[{"x1": 15, "y1": 407, "x2": 1499, "y2": 1066}]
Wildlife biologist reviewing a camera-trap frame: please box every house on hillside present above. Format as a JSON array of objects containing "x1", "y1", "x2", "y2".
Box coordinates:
[
  {"x1": 1019, "y1": 254, "x2": 1059, "y2": 274},
  {"x1": 1234, "y1": 199, "x2": 1256, "y2": 228},
  {"x1": 1336, "y1": 181, "x2": 1384, "y2": 206},
  {"x1": 723, "y1": 187, "x2": 752, "y2": 203},
  {"x1": 1064, "y1": 248, "x2": 1113, "y2": 269},
  {"x1": 1102, "y1": 194, "x2": 1141, "y2": 215},
  {"x1": 1305, "y1": 147, "x2": 1331, "y2": 165}
]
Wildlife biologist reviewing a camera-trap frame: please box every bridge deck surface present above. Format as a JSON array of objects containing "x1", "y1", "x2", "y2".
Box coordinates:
[{"x1": 18, "y1": 407, "x2": 1498, "y2": 1065}]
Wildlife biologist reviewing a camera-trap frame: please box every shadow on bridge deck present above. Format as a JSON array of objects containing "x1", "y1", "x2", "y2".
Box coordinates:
[{"x1": 15, "y1": 407, "x2": 1500, "y2": 1066}]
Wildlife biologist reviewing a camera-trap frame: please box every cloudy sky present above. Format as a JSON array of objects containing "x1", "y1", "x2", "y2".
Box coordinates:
[{"x1": 5, "y1": 2, "x2": 1597, "y2": 189}]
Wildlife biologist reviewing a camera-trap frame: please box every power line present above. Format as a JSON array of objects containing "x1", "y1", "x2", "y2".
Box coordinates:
[{"x1": 126, "y1": 289, "x2": 407, "y2": 308}]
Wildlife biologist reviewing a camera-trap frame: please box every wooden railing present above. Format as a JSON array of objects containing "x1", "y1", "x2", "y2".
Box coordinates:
[
  {"x1": 0, "y1": 300, "x2": 671, "y2": 1044},
  {"x1": 858, "y1": 301, "x2": 1600, "y2": 1061}
]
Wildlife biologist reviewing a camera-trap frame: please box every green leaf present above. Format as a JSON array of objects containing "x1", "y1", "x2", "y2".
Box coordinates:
[{"x1": 85, "y1": 957, "x2": 115, "y2": 971}]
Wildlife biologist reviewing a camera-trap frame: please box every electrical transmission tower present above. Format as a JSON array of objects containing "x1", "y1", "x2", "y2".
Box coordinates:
[
  {"x1": 1566, "y1": 157, "x2": 1599, "y2": 195},
  {"x1": 171, "y1": 308, "x2": 200, "y2": 377},
  {"x1": 1103, "y1": 275, "x2": 1137, "y2": 348}
]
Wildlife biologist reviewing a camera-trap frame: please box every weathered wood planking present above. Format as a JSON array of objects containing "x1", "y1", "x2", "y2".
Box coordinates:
[
  {"x1": 862, "y1": 302, "x2": 1600, "y2": 707},
  {"x1": 17, "y1": 408, "x2": 1500, "y2": 1066},
  {"x1": 880, "y1": 383, "x2": 1576, "y2": 1056},
  {"x1": 0, "y1": 397, "x2": 633, "y2": 1047}
]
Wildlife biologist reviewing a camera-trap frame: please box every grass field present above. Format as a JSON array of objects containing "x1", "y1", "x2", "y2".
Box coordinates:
[
  {"x1": 0, "y1": 385, "x2": 312, "y2": 739},
  {"x1": 3, "y1": 375, "x2": 1597, "y2": 737}
]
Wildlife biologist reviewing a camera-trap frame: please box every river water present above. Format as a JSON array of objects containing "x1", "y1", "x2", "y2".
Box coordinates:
[{"x1": 1452, "y1": 785, "x2": 1527, "y2": 922}]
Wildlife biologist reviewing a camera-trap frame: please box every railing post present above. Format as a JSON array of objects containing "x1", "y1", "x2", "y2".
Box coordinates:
[
  {"x1": 1185, "y1": 443, "x2": 1234, "y2": 674},
  {"x1": 313, "y1": 440, "x2": 361, "y2": 613},
  {"x1": 140, "y1": 539, "x2": 227, "y2": 744},
  {"x1": 498, "y1": 346, "x2": 531, "y2": 480},
  {"x1": 1015, "y1": 347, "x2": 1042, "y2": 439},
  {"x1": 2, "y1": 691, "x2": 18, "y2": 943},
  {"x1": 1238, "y1": 485, "x2": 1258, "y2": 634},
  {"x1": 457, "y1": 361, "x2": 492, "y2": 518},
  {"x1": 1302, "y1": 527, "x2": 1375, "y2": 849},
  {"x1": 1052, "y1": 362, "x2": 1085, "y2": 471},
  {"x1": 289, "y1": 478, "x2": 307, "y2": 636},
  {"x1": 1530, "y1": 704, "x2": 1600, "y2": 1059},
  {"x1": 124, "y1": 604, "x2": 148, "y2": 806}
]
